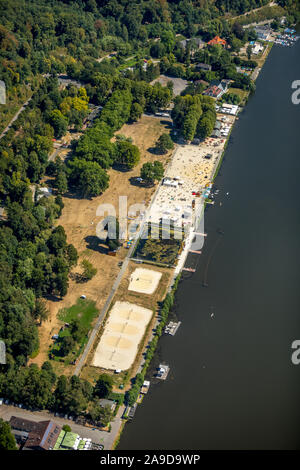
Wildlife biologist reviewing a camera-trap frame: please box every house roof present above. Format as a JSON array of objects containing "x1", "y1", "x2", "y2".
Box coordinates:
[
  {"x1": 207, "y1": 36, "x2": 227, "y2": 46},
  {"x1": 203, "y1": 85, "x2": 224, "y2": 98},
  {"x1": 10, "y1": 416, "x2": 41, "y2": 433},
  {"x1": 10, "y1": 417, "x2": 61, "y2": 450},
  {"x1": 196, "y1": 63, "x2": 212, "y2": 71},
  {"x1": 99, "y1": 399, "x2": 115, "y2": 409},
  {"x1": 211, "y1": 129, "x2": 221, "y2": 137},
  {"x1": 179, "y1": 37, "x2": 205, "y2": 48}
]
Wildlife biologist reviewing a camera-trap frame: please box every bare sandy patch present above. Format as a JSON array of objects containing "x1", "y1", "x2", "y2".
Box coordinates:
[
  {"x1": 92, "y1": 301, "x2": 153, "y2": 371},
  {"x1": 128, "y1": 268, "x2": 162, "y2": 294}
]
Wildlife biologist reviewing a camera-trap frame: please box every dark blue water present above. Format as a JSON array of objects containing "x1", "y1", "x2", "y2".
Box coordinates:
[{"x1": 119, "y1": 41, "x2": 300, "y2": 450}]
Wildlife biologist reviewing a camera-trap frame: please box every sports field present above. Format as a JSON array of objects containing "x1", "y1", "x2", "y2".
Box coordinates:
[
  {"x1": 92, "y1": 301, "x2": 153, "y2": 371},
  {"x1": 128, "y1": 268, "x2": 162, "y2": 294}
]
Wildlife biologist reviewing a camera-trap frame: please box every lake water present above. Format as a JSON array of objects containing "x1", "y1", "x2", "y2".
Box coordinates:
[{"x1": 118, "y1": 41, "x2": 300, "y2": 450}]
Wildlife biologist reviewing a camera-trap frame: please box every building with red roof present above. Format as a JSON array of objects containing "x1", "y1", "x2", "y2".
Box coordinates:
[{"x1": 207, "y1": 36, "x2": 227, "y2": 47}]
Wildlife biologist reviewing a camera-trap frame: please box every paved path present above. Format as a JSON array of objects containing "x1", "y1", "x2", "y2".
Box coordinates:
[
  {"x1": 0, "y1": 403, "x2": 124, "y2": 450},
  {"x1": 49, "y1": 146, "x2": 62, "y2": 162},
  {"x1": 0, "y1": 96, "x2": 32, "y2": 140}
]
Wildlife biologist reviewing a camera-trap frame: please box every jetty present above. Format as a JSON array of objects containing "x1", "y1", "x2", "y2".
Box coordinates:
[
  {"x1": 165, "y1": 321, "x2": 181, "y2": 336},
  {"x1": 182, "y1": 267, "x2": 196, "y2": 273}
]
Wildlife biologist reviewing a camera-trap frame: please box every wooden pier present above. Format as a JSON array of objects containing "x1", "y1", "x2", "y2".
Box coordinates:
[
  {"x1": 182, "y1": 267, "x2": 196, "y2": 273},
  {"x1": 189, "y1": 250, "x2": 202, "y2": 254}
]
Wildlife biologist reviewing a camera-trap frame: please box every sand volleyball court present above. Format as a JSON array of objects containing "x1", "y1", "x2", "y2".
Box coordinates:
[
  {"x1": 128, "y1": 268, "x2": 162, "y2": 294},
  {"x1": 92, "y1": 301, "x2": 152, "y2": 371}
]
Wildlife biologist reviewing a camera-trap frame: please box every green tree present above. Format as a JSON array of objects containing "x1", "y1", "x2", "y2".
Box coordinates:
[
  {"x1": 0, "y1": 419, "x2": 17, "y2": 450},
  {"x1": 115, "y1": 140, "x2": 140, "y2": 169},
  {"x1": 55, "y1": 169, "x2": 68, "y2": 195},
  {"x1": 98, "y1": 405, "x2": 113, "y2": 427},
  {"x1": 48, "y1": 110, "x2": 68, "y2": 138},
  {"x1": 156, "y1": 133, "x2": 174, "y2": 154},
  {"x1": 69, "y1": 159, "x2": 109, "y2": 197},
  {"x1": 140, "y1": 161, "x2": 164, "y2": 185},
  {"x1": 33, "y1": 298, "x2": 49, "y2": 324},
  {"x1": 66, "y1": 244, "x2": 78, "y2": 268},
  {"x1": 130, "y1": 102, "x2": 143, "y2": 122},
  {"x1": 60, "y1": 336, "x2": 75, "y2": 356},
  {"x1": 69, "y1": 319, "x2": 87, "y2": 343},
  {"x1": 80, "y1": 259, "x2": 97, "y2": 282},
  {"x1": 62, "y1": 424, "x2": 71, "y2": 432},
  {"x1": 246, "y1": 44, "x2": 252, "y2": 60},
  {"x1": 94, "y1": 374, "x2": 113, "y2": 398},
  {"x1": 89, "y1": 403, "x2": 112, "y2": 427}
]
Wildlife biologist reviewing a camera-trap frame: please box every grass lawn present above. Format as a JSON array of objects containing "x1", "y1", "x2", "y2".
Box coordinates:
[
  {"x1": 58, "y1": 298, "x2": 98, "y2": 328},
  {"x1": 227, "y1": 87, "x2": 249, "y2": 102},
  {"x1": 118, "y1": 56, "x2": 138, "y2": 70},
  {"x1": 50, "y1": 298, "x2": 98, "y2": 364}
]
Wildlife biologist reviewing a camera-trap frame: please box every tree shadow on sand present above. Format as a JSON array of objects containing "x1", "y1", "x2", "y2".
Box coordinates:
[{"x1": 85, "y1": 235, "x2": 108, "y2": 254}]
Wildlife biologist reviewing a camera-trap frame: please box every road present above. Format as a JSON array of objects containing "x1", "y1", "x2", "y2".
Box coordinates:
[
  {"x1": 49, "y1": 146, "x2": 62, "y2": 162},
  {"x1": 0, "y1": 403, "x2": 124, "y2": 449},
  {"x1": 0, "y1": 96, "x2": 32, "y2": 140}
]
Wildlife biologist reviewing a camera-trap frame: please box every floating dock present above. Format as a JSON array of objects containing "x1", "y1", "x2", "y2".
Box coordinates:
[
  {"x1": 128, "y1": 403, "x2": 137, "y2": 420},
  {"x1": 164, "y1": 321, "x2": 181, "y2": 336},
  {"x1": 156, "y1": 364, "x2": 170, "y2": 380}
]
